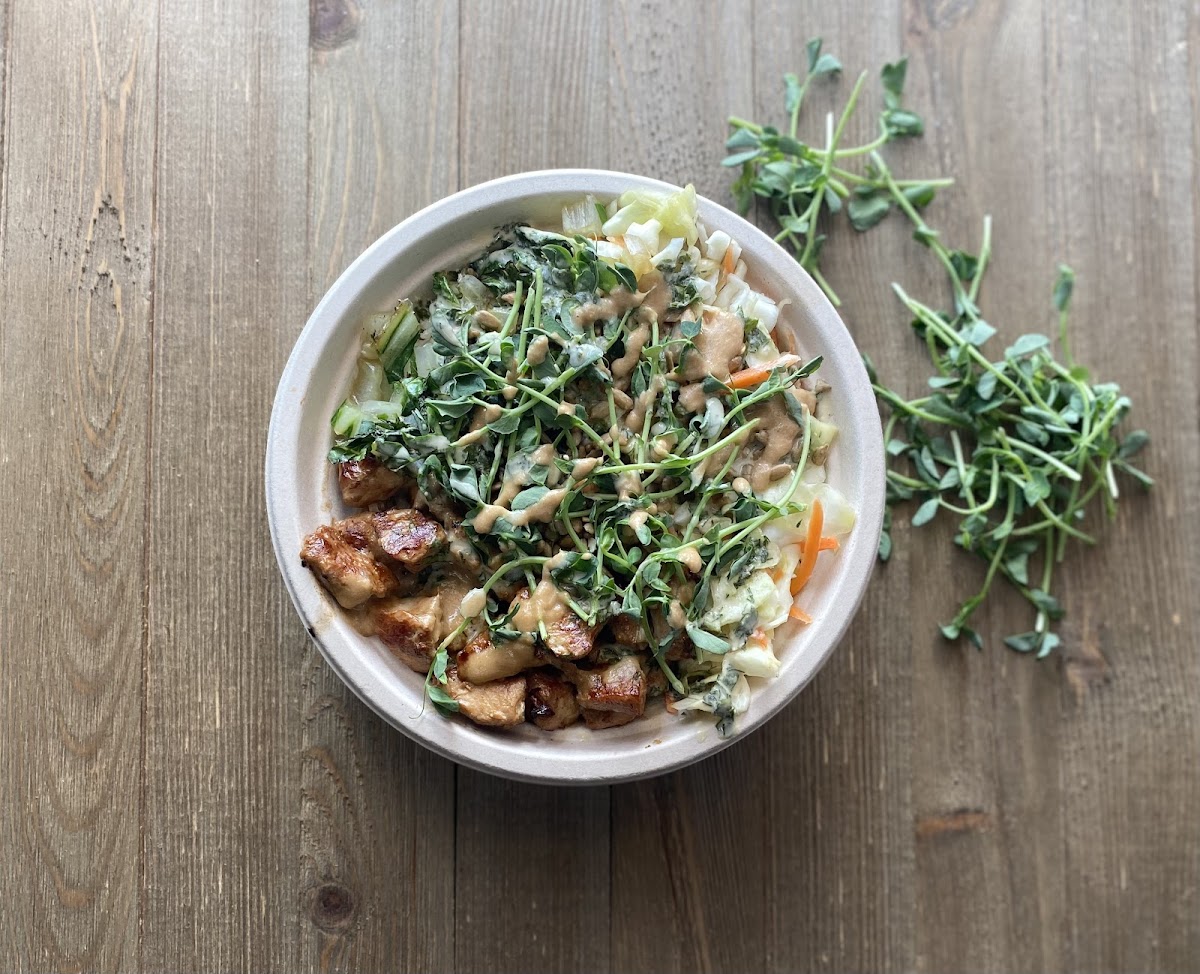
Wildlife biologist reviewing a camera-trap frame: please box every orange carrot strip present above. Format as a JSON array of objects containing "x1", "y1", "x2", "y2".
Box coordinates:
[
  {"x1": 729, "y1": 365, "x2": 772, "y2": 389},
  {"x1": 790, "y1": 499, "x2": 824, "y2": 596},
  {"x1": 722, "y1": 247, "x2": 736, "y2": 273},
  {"x1": 789, "y1": 605, "x2": 813, "y2": 624},
  {"x1": 802, "y1": 536, "x2": 839, "y2": 554}
]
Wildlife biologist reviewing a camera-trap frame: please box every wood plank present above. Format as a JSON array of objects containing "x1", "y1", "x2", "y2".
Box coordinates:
[
  {"x1": 899, "y1": 3, "x2": 1061, "y2": 970},
  {"x1": 454, "y1": 5, "x2": 613, "y2": 973},
  {"x1": 0, "y1": 1, "x2": 156, "y2": 969},
  {"x1": 300, "y1": 2, "x2": 458, "y2": 970},
  {"x1": 605, "y1": 3, "x2": 772, "y2": 973},
  {"x1": 750, "y1": 5, "x2": 919, "y2": 971},
  {"x1": 140, "y1": 3, "x2": 308, "y2": 969},
  {"x1": 1045, "y1": 2, "x2": 1200, "y2": 969}
]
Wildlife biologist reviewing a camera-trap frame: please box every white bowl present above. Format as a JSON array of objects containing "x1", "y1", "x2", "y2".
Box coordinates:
[{"x1": 266, "y1": 169, "x2": 884, "y2": 785}]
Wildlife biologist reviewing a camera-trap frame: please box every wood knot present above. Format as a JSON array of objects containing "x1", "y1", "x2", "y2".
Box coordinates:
[
  {"x1": 307, "y1": 881, "x2": 356, "y2": 932},
  {"x1": 923, "y1": 0, "x2": 977, "y2": 30},
  {"x1": 310, "y1": 0, "x2": 361, "y2": 51}
]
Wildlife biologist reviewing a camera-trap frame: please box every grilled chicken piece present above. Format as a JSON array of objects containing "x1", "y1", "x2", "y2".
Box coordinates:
[
  {"x1": 582, "y1": 708, "x2": 640, "y2": 729},
  {"x1": 606, "y1": 613, "x2": 648, "y2": 647},
  {"x1": 511, "y1": 585, "x2": 597, "y2": 661},
  {"x1": 300, "y1": 522, "x2": 396, "y2": 608},
  {"x1": 445, "y1": 666, "x2": 526, "y2": 727},
  {"x1": 456, "y1": 628, "x2": 538, "y2": 684},
  {"x1": 338, "y1": 458, "x2": 407, "y2": 507},
  {"x1": 371, "y1": 509, "x2": 446, "y2": 572},
  {"x1": 525, "y1": 670, "x2": 582, "y2": 730},
  {"x1": 574, "y1": 656, "x2": 647, "y2": 728},
  {"x1": 371, "y1": 594, "x2": 443, "y2": 672}
]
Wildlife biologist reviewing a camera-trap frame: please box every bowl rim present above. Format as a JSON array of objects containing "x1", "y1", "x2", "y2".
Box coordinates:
[{"x1": 266, "y1": 168, "x2": 885, "y2": 785}]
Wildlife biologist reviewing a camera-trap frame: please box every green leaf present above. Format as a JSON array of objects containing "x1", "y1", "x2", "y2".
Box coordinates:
[
  {"x1": 804, "y1": 40, "x2": 822, "y2": 74},
  {"x1": 1118, "y1": 429, "x2": 1149, "y2": 459},
  {"x1": 1053, "y1": 264, "x2": 1075, "y2": 312},
  {"x1": 878, "y1": 529, "x2": 893, "y2": 561},
  {"x1": 1006, "y1": 333, "x2": 1050, "y2": 358},
  {"x1": 686, "y1": 624, "x2": 731, "y2": 655},
  {"x1": 881, "y1": 57, "x2": 908, "y2": 101},
  {"x1": 681, "y1": 318, "x2": 702, "y2": 339},
  {"x1": 784, "y1": 71, "x2": 803, "y2": 114},
  {"x1": 976, "y1": 369, "x2": 999, "y2": 400},
  {"x1": 722, "y1": 149, "x2": 761, "y2": 168},
  {"x1": 883, "y1": 108, "x2": 924, "y2": 137},
  {"x1": 958, "y1": 321, "x2": 996, "y2": 347},
  {"x1": 911, "y1": 497, "x2": 940, "y2": 526},
  {"x1": 812, "y1": 53, "x2": 842, "y2": 77},
  {"x1": 426, "y1": 685, "x2": 460, "y2": 712},
  {"x1": 1023, "y1": 469, "x2": 1052, "y2": 506},
  {"x1": 848, "y1": 194, "x2": 891, "y2": 231},
  {"x1": 903, "y1": 183, "x2": 937, "y2": 208},
  {"x1": 510, "y1": 485, "x2": 549, "y2": 511},
  {"x1": 1005, "y1": 551, "x2": 1030, "y2": 586}
]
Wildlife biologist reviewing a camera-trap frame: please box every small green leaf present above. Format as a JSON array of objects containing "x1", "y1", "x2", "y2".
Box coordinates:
[
  {"x1": 1118, "y1": 429, "x2": 1149, "y2": 459},
  {"x1": 681, "y1": 318, "x2": 702, "y2": 339},
  {"x1": 427, "y1": 685, "x2": 460, "y2": 712},
  {"x1": 722, "y1": 149, "x2": 761, "y2": 167},
  {"x1": 1053, "y1": 264, "x2": 1075, "y2": 312},
  {"x1": 804, "y1": 39, "x2": 822, "y2": 74},
  {"x1": 903, "y1": 183, "x2": 937, "y2": 208},
  {"x1": 848, "y1": 194, "x2": 891, "y2": 231},
  {"x1": 881, "y1": 57, "x2": 908, "y2": 100},
  {"x1": 784, "y1": 71, "x2": 803, "y2": 114},
  {"x1": 686, "y1": 624, "x2": 731, "y2": 655},
  {"x1": 511, "y1": 485, "x2": 549, "y2": 511},
  {"x1": 976, "y1": 370, "x2": 998, "y2": 400},
  {"x1": 958, "y1": 321, "x2": 996, "y2": 347},
  {"x1": 912, "y1": 497, "x2": 940, "y2": 526},
  {"x1": 1006, "y1": 333, "x2": 1051, "y2": 358}
]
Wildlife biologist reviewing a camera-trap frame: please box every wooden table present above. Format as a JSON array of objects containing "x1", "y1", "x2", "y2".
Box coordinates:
[{"x1": 2, "y1": 2, "x2": 1197, "y2": 971}]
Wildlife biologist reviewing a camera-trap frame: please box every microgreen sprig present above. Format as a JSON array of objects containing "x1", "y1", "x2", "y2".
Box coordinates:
[{"x1": 724, "y1": 41, "x2": 1151, "y2": 657}]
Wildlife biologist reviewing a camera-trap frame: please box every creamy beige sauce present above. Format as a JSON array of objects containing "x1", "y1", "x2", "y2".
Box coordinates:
[
  {"x1": 745, "y1": 393, "x2": 803, "y2": 493},
  {"x1": 650, "y1": 435, "x2": 675, "y2": 460},
  {"x1": 455, "y1": 427, "x2": 489, "y2": 447},
  {"x1": 667, "y1": 599, "x2": 688, "y2": 630},
  {"x1": 616, "y1": 472, "x2": 643, "y2": 501},
  {"x1": 628, "y1": 510, "x2": 649, "y2": 534},
  {"x1": 475, "y1": 309, "x2": 503, "y2": 330},
  {"x1": 637, "y1": 269, "x2": 670, "y2": 322},
  {"x1": 571, "y1": 457, "x2": 602, "y2": 479},
  {"x1": 681, "y1": 309, "x2": 744, "y2": 382},
  {"x1": 483, "y1": 403, "x2": 503, "y2": 422},
  {"x1": 624, "y1": 375, "x2": 665, "y2": 433},
  {"x1": 572, "y1": 287, "x2": 643, "y2": 327},
  {"x1": 459, "y1": 587, "x2": 487, "y2": 618},
  {"x1": 513, "y1": 579, "x2": 572, "y2": 633},
  {"x1": 471, "y1": 486, "x2": 568, "y2": 533},
  {"x1": 612, "y1": 324, "x2": 650, "y2": 381},
  {"x1": 677, "y1": 382, "x2": 707, "y2": 414},
  {"x1": 677, "y1": 546, "x2": 702, "y2": 574},
  {"x1": 732, "y1": 476, "x2": 751, "y2": 495},
  {"x1": 526, "y1": 334, "x2": 550, "y2": 365},
  {"x1": 502, "y1": 384, "x2": 518, "y2": 400},
  {"x1": 557, "y1": 401, "x2": 576, "y2": 416}
]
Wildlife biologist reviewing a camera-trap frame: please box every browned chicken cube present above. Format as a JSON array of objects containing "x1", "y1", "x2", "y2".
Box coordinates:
[
  {"x1": 300, "y1": 522, "x2": 396, "y2": 608},
  {"x1": 371, "y1": 509, "x2": 446, "y2": 572},
  {"x1": 338, "y1": 457, "x2": 407, "y2": 507},
  {"x1": 525, "y1": 670, "x2": 581, "y2": 731},
  {"x1": 444, "y1": 666, "x2": 526, "y2": 727},
  {"x1": 456, "y1": 629, "x2": 538, "y2": 684},
  {"x1": 574, "y1": 656, "x2": 647, "y2": 728},
  {"x1": 511, "y1": 585, "x2": 597, "y2": 661},
  {"x1": 371, "y1": 594, "x2": 443, "y2": 672},
  {"x1": 582, "y1": 708, "x2": 640, "y2": 730},
  {"x1": 606, "y1": 613, "x2": 647, "y2": 647}
]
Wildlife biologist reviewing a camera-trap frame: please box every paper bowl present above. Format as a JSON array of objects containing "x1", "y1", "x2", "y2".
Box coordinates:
[{"x1": 266, "y1": 169, "x2": 884, "y2": 784}]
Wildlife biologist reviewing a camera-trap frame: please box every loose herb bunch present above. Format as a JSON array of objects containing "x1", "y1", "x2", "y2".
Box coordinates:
[
  {"x1": 722, "y1": 40, "x2": 1151, "y2": 656},
  {"x1": 331, "y1": 223, "x2": 823, "y2": 717}
]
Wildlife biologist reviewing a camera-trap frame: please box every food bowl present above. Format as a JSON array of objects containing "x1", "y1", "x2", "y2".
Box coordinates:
[{"x1": 266, "y1": 169, "x2": 884, "y2": 784}]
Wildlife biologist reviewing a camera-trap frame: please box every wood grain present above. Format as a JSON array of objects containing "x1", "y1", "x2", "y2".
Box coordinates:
[
  {"x1": 454, "y1": 5, "x2": 613, "y2": 974},
  {"x1": 140, "y1": 2, "x2": 308, "y2": 970},
  {"x1": 300, "y1": 2, "x2": 458, "y2": 970},
  {"x1": 0, "y1": 1, "x2": 1196, "y2": 970},
  {"x1": 0, "y1": 1, "x2": 156, "y2": 969}
]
